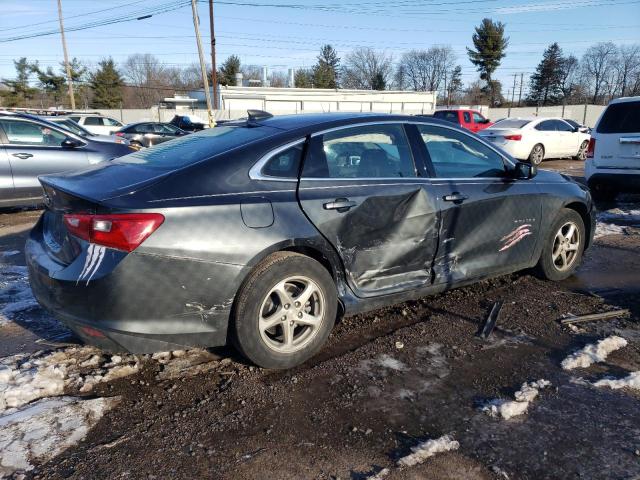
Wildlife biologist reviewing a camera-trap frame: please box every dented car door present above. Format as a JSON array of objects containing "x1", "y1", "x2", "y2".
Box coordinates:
[
  {"x1": 298, "y1": 123, "x2": 439, "y2": 298},
  {"x1": 415, "y1": 123, "x2": 542, "y2": 285}
]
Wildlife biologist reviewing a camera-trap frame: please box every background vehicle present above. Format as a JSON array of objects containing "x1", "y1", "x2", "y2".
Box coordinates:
[
  {"x1": 27, "y1": 112, "x2": 594, "y2": 369},
  {"x1": 0, "y1": 112, "x2": 133, "y2": 207},
  {"x1": 67, "y1": 114, "x2": 123, "y2": 135},
  {"x1": 169, "y1": 114, "x2": 206, "y2": 132},
  {"x1": 115, "y1": 122, "x2": 187, "y2": 148},
  {"x1": 585, "y1": 96, "x2": 640, "y2": 200},
  {"x1": 479, "y1": 117, "x2": 591, "y2": 164},
  {"x1": 39, "y1": 116, "x2": 130, "y2": 145},
  {"x1": 432, "y1": 109, "x2": 493, "y2": 132},
  {"x1": 564, "y1": 118, "x2": 591, "y2": 134}
]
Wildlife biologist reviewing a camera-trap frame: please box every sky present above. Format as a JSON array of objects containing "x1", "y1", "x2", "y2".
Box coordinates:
[{"x1": 0, "y1": 0, "x2": 638, "y2": 98}]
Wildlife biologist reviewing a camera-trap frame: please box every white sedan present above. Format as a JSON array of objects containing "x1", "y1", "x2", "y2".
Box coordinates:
[{"x1": 478, "y1": 117, "x2": 591, "y2": 165}]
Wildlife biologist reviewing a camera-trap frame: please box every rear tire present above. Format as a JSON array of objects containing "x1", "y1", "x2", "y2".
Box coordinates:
[
  {"x1": 574, "y1": 140, "x2": 589, "y2": 160},
  {"x1": 528, "y1": 144, "x2": 545, "y2": 165},
  {"x1": 536, "y1": 208, "x2": 585, "y2": 281},
  {"x1": 231, "y1": 252, "x2": 337, "y2": 369}
]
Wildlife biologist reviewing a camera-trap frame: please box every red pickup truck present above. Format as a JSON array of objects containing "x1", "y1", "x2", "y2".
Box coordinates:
[{"x1": 432, "y1": 109, "x2": 494, "y2": 133}]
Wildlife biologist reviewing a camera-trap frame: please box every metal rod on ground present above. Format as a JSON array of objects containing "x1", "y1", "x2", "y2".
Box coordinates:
[
  {"x1": 477, "y1": 301, "x2": 503, "y2": 339},
  {"x1": 560, "y1": 309, "x2": 630, "y2": 325},
  {"x1": 191, "y1": 0, "x2": 215, "y2": 127},
  {"x1": 57, "y1": 0, "x2": 75, "y2": 110},
  {"x1": 209, "y1": 0, "x2": 219, "y2": 110}
]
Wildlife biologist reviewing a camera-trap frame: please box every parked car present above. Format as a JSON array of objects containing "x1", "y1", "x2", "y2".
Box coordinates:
[
  {"x1": 479, "y1": 117, "x2": 591, "y2": 164},
  {"x1": 67, "y1": 114, "x2": 123, "y2": 135},
  {"x1": 0, "y1": 112, "x2": 134, "y2": 207},
  {"x1": 115, "y1": 122, "x2": 187, "y2": 148},
  {"x1": 39, "y1": 116, "x2": 130, "y2": 145},
  {"x1": 564, "y1": 118, "x2": 591, "y2": 135},
  {"x1": 169, "y1": 114, "x2": 206, "y2": 132},
  {"x1": 432, "y1": 109, "x2": 493, "y2": 132},
  {"x1": 585, "y1": 96, "x2": 640, "y2": 200},
  {"x1": 27, "y1": 112, "x2": 595, "y2": 369}
]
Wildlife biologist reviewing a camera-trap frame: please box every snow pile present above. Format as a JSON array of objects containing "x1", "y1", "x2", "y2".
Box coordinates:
[
  {"x1": 360, "y1": 354, "x2": 407, "y2": 374},
  {"x1": 397, "y1": 434, "x2": 459, "y2": 467},
  {"x1": 366, "y1": 468, "x2": 390, "y2": 480},
  {"x1": 594, "y1": 222, "x2": 626, "y2": 238},
  {"x1": 0, "y1": 396, "x2": 120, "y2": 476},
  {"x1": 482, "y1": 379, "x2": 552, "y2": 420},
  {"x1": 561, "y1": 336, "x2": 627, "y2": 370},
  {"x1": 598, "y1": 207, "x2": 640, "y2": 222},
  {"x1": 593, "y1": 371, "x2": 640, "y2": 390},
  {"x1": 0, "y1": 264, "x2": 38, "y2": 323}
]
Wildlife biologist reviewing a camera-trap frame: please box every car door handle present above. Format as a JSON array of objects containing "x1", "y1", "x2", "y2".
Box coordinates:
[
  {"x1": 323, "y1": 198, "x2": 357, "y2": 212},
  {"x1": 12, "y1": 153, "x2": 33, "y2": 159},
  {"x1": 443, "y1": 193, "x2": 468, "y2": 203}
]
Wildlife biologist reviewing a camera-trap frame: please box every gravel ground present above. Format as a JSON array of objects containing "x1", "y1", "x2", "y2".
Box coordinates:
[{"x1": 1, "y1": 160, "x2": 639, "y2": 480}]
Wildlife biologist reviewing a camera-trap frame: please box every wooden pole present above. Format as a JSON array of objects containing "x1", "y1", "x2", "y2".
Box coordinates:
[
  {"x1": 57, "y1": 0, "x2": 75, "y2": 109},
  {"x1": 209, "y1": 0, "x2": 219, "y2": 110},
  {"x1": 191, "y1": 0, "x2": 215, "y2": 127}
]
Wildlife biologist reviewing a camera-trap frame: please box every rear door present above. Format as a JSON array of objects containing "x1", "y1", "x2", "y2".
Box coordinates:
[
  {"x1": 415, "y1": 123, "x2": 542, "y2": 284},
  {"x1": 298, "y1": 122, "x2": 440, "y2": 297},
  {"x1": 534, "y1": 120, "x2": 560, "y2": 157},
  {"x1": 594, "y1": 100, "x2": 640, "y2": 169},
  {"x1": 0, "y1": 118, "x2": 89, "y2": 201},
  {"x1": 460, "y1": 111, "x2": 473, "y2": 131},
  {"x1": 0, "y1": 145, "x2": 16, "y2": 205}
]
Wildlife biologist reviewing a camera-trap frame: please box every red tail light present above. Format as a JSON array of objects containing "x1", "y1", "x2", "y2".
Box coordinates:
[
  {"x1": 504, "y1": 134, "x2": 522, "y2": 141},
  {"x1": 63, "y1": 213, "x2": 164, "y2": 252},
  {"x1": 587, "y1": 138, "x2": 596, "y2": 158},
  {"x1": 115, "y1": 132, "x2": 124, "y2": 137}
]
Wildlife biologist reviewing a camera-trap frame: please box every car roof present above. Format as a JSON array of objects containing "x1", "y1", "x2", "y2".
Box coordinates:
[{"x1": 609, "y1": 95, "x2": 640, "y2": 105}]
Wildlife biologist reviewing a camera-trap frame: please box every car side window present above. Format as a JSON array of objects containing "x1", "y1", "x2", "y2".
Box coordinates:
[
  {"x1": 137, "y1": 124, "x2": 154, "y2": 133},
  {"x1": 0, "y1": 119, "x2": 67, "y2": 146},
  {"x1": 262, "y1": 143, "x2": 304, "y2": 178},
  {"x1": 463, "y1": 112, "x2": 471, "y2": 123},
  {"x1": 472, "y1": 112, "x2": 485, "y2": 123},
  {"x1": 555, "y1": 120, "x2": 573, "y2": 132},
  {"x1": 104, "y1": 117, "x2": 122, "y2": 127},
  {"x1": 68, "y1": 116, "x2": 80, "y2": 123},
  {"x1": 302, "y1": 124, "x2": 416, "y2": 179},
  {"x1": 84, "y1": 117, "x2": 103, "y2": 126},
  {"x1": 417, "y1": 124, "x2": 506, "y2": 179},
  {"x1": 535, "y1": 120, "x2": 554, "y2": 131}
]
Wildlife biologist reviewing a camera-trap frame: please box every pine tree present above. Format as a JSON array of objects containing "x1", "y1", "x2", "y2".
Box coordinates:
[
  {"x1": 467, "y1": 18, "x2": 509, "y2": 105},
  {"x1": 447, "y1": 65, "x2": 463, "y2": 103},
  {"x1": 312, "y1": 45, "x2": 340, "y2": 89},
  {"x1": 528, "y1": 43, "x2": 565, "y2": 106},
  {"x1": 0, "y1": 57, "x2": 36, "y2": 107},
  {"x1": 294, "y1": 68, "x2": 313, "y2": 88},
  {"x1": 218, "y1": 55, "x2": 241, "y2": 86},
  {"x1": 371, "y1": 72, "x2": 386, "y2": 91},
  {"x1": 90, "y1": 58, "x2": 124, "y2": 108}
]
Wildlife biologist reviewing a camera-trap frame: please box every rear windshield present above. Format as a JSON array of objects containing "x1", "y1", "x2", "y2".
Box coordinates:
[
  {"x1": 433, "y1": 111, "x2": 459, "y2": 123},
  {"x1": 114, "y1": 125, "x2": 278, "y2": 168},
  {"x1": 597, "y1": 102, "x2": 640, "y2": 134},
  {"x1": 491, "y1": 119, "x2": 531, "y2": 129}
]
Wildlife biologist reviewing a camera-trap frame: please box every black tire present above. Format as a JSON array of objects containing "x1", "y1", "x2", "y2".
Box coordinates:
[
  {"x1": 528, "y1": 144, "x2": 545, "y2": 165},
  {"x1": 574, "y1": 140, "x2": 589, "y2": 160},
  {"x1": 231, "y1": 252, "x2": 337, "y2": 369},
  {"x1": 536, "y1": 208, "x2": 585, "y2": 281}
]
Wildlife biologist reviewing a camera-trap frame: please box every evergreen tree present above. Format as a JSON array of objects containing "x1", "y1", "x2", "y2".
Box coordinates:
[
  {"x1": 294, "y1": 68, "x2": 313, "y2": 88},
  {"x1": 467, "y1": 18, "x2": 509, "y2": 105},
  {"x1": 312, "y1": 45, "x2": 340, "y2": 89},
  {"x1": 0, "y1": 57, "x2": 36, "y2": 107},
  {"x1": 447, "y1": 65, "x2": 463, "y2": 102},
  {"x1": 218, "y1": 55, "x2": 241, "y2": 86},
  {"x1": 371, "y1": 72, "x2": 386, "y2": 90},
  {"x1": 90, "y1": 58, "x2": 124, "y2": 108},
  {"x1": 528, "y1": 43, "x2": 565, "y2": 105}
]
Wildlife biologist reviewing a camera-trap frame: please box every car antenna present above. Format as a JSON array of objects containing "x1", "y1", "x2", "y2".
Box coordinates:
[{"x1": 246, "y1": 109, "x2": 273, "y2": 125}]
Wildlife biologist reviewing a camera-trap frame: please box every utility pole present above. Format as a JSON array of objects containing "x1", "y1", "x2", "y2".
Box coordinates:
[
  {"x1": 57, "y1": 0, "x2": 75, "y2": 110},
  {"x1": 209, "y1": 0, "x2": 219, "y2": 109},
  {"x1": 191, "y1": 0, "x2": 215, "y2": 127},
  {"x1": 518, "y1": 73, "x2": 524, "y2": 107},
  {"x1": 511, "y1": 74, "x2": 517, "y2": 105}
]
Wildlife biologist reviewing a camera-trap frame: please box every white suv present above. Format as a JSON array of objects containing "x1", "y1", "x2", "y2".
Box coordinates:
[
  {"x1": 68, "y1": 114, "x2": 123, "y2": 136},
  {"x1": 586, "y1": 96, "x2": 640, "y2": 200}
]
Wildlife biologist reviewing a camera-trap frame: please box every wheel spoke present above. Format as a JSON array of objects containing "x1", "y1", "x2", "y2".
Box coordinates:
[
  {"x1": 272, "y1": 282, "x2": 294, "y2": 307},
  {"x1": 565, "y1": 224, "x2": 576, "y2": 241},
  {"x1": 560, "y1": 250, "x2": 568, "y2": 267},
  {"x1": 566, "y1": 242, "x2": 579, "y2": 251},
  {"x1": 295, "y1": 312, "x2": 321, "y2": 327},
  {"x1": 282, "y1": 320, "x2": 294, "y2": 347},
  {"x1": 295, "y1": 283, "x2": 317, "y2": 307},
  {"x1": 260, "y1": 308, "x2": 283, "y2": 331}
]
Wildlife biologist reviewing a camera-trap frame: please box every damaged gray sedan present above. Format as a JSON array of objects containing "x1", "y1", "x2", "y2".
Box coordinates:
[{"x1": 26, "y1": 112, "x2": 595, "y2": 369}]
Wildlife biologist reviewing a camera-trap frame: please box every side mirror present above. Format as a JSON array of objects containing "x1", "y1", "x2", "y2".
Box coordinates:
[
  {"x1": 483, "y1": 118, "x2": 491, "y2": 123},
  {"x1": 61, "y1": 138, "x2": 82, "y2": 148},
  {"x1": 513, "y1": 162, "x2": 537, "y2": 179}
]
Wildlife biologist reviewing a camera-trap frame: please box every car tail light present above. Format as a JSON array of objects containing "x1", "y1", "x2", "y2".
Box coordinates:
[
  {"x1": 504, "y1": 134, "x2": 522, "y2": 141},
  {"x1": 115, "y1": 132, "x2": 124, "y2": 137},
  {"x1": 587, "y1": 138, "x2": 596, "y2": 158},
  {"x1": 63, "y1": 213, "x2": 164, "y2": 252}
]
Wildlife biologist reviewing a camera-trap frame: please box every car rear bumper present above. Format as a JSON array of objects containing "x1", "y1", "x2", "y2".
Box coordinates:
[
  {"x1": 585, "y1": 160, "x2": 640, "y2": 192},
  {"x1": 26, "y1": 229, "x2": 246, "y2": 353}
]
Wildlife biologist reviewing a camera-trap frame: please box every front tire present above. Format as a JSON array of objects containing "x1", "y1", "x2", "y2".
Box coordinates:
[
  {"x1": 528, "y1": 144, "x2": 545, "y2": 165},
  {"x1": 231, "y1": 252, "x2": 337, "y2": 369},
  {"x1": 536, "y1": 208, "x2": 585, "y2": 281}
]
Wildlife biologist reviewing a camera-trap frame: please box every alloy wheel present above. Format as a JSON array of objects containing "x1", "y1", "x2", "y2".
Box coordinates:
[
  {"x1": 551, "y1": 221, "x2": 581, "y2": 271},
  {"x1": 258, "y1": 276, "x2": 325, "y2": 354},
  {"x1": 577, "y1": 140, "x2": 588, "y2": 160},
  {"x1": 531, "y1": 145, "x2": 544, "y2": 165}
]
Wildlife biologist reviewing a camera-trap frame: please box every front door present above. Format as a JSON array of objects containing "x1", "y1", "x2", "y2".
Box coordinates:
[
  {"x1": 298, "y1": 123, "x2": 440, "y2": 297},
  {"x1": 414, "y1": 123, "x2": 542, "y2": 285},
  {"x1": 0, "y1": 118, "x2": 89, "y2": 201}
]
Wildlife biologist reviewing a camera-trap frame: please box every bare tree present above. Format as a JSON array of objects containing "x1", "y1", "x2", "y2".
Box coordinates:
[
  {"x1": 122, "y1": 53, "x2": 169, "y2": 107},
  {"x1": 341, "y1": 48, "x2": 393, "y2": 90},
  {"x1": 397, "y1": 46, "x2": 456, "y2": 92},
  {"x1": 614, "y1": 44, "x2": 640, "y2": 97},
  {"x1": 269, "y1": 71, "x2": 288, "y2": 88},
  {"x1": 581, "y1": 42, "x2": 618, "y2": 104},
  {"x1": 559, "y1": 54, "x2": 580, "y2": 102}
]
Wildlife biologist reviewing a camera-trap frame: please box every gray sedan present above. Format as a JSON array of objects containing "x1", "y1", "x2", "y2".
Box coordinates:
[{"x1": 116, "y1": 122, "x2": 186, "y2": 148}]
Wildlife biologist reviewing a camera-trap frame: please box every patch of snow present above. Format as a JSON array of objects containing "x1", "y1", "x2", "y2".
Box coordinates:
[
  {"x1": 397, "y1": 434, "x2": 459, "y2": 467},
  {"x1": 377, "y1": 354, "x2": 407, "y2": 371},
  {"x1": 594, "y1": 222, "x2": 626, "y2": 238},
  {"x1": 482, "y1": 379, "x2": 552, "y2": 420},
  {"x1": 0, "y1": 263, "x2": 39, "y2": 323},
  {"x1": 598, "y1": 208, "x2": 640, "y2": 222},
  {"x1": 366, "y1": 468, "x2": 390, "y2": 480},
  {"x1": 561, "y1": 336, "x2": 628, "y2": 370},
  {"x1": 593, "y1": 371, "x2": 640, "y2": 390},
  {"x1": 0, "y1": 396, "x2": 119, "y2": 477}
]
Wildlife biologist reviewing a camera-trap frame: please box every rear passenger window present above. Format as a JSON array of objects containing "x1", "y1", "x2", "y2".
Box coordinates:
[
  {"x1": 597, "y1": 102, "x2": 640, "y2": 134},
  {"x1": 302, "y1": 124, "x2": 416, "y2": 179},
  {"x1": 262, "y1": 143, "x2": 303, "y2": 178},
  {"x1": 84, "y1": 117, "x2": 103, "y2": 126},
  {"x1": 417, "y1": 124, "x2": 505, "y2": 178}
]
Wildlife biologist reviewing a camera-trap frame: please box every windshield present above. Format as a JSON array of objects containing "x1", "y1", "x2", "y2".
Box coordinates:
[
  {"x1": 53, "y1": 119, "x2": 92, "y2": 137},
  {"x1": 114, "y1": 125, "x2": 279, "y2": 168},
  {"x1": 490, "y1": 119, "x2": 531, "y2": 129}
]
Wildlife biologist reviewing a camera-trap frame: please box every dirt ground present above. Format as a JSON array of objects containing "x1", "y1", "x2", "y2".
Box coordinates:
[{"x1": 1, "y1": 159, "x2": 639, "y2": 480}]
